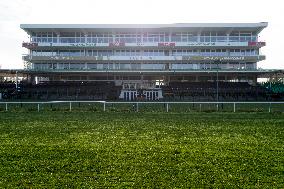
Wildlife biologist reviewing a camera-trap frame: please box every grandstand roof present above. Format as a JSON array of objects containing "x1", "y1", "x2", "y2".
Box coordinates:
[{"x1": 20, "y1": 23, "x2": 268, "y2": 34}]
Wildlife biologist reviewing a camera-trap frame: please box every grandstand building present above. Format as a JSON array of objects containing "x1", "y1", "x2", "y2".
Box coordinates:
[{"x1": 16, "y1": 23, "x2": 276, "y2": 101}]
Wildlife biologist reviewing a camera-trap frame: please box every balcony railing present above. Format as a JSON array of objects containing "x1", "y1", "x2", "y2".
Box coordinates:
[
  {"x1": 29, "y1": 36, "x2": 258, "y2": 44},
  {"x1": 26, "y1": 67, "x2": 261, "y2": 72},
  {"x1": 23, "y1": 55, "x2": 265, "y2": 62},
  {"x1": 27, "y1": 52, "x2": 260, "y2": 57}
]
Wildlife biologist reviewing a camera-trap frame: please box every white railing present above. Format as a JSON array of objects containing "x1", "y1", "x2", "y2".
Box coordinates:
[
  {"x1": 0, "y1": 101, "x2": 283, "y2": 113},
  {"x1": 26, "y1": 53, "x2": 260, "y2": 57},
  {"x1": 30, "y1": 36, "x2": 258, "y2": 44}
]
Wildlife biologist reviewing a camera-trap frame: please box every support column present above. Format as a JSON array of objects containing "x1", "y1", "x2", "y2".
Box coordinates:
[
  {"x1": 226, "y1": 33, "x2": 230, "y2": 43},
  {"x1": 197, "y1": 33, "x2": 201, "y2": 42},
  {"x1": 15, "y1": 71, "x2": 18, "y2": 90},
  {"x1": 195, "y1": 75, "x2": 199, "y2": 82}
]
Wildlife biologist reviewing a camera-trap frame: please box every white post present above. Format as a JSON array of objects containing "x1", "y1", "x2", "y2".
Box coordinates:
[
  {"x1": 199, "y1": 104, "x2": 202, "y2": 112},
  {"x1": 166, "y1": 103, "x2": 169, "y2": 112},
  {"x1": 269, "y1": 103, "x2": 271, "y2": 113},
  {"x1": 136, "y1": 103, "x2": 139, "y2": 112},
  {"x1": 103, "y1": 102, "x2": 106, "y2": 112},
  {"x1": 69, "y1": 102, "x2": 72, "y2": 111},
  {"x1": 37, "y1": 104, "x2": 40, "y2": 112},
  {"x1": 5, "y1": 103, "x2": 8, "y2": 111},
  {"x1": 216, "y1": 103, "x2": 219, "y2": 111},
  {"x1": 233, "y1": 103, "x2": 236, "y2": 113}
]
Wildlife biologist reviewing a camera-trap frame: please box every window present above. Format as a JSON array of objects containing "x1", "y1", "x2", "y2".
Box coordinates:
[{"x1": 87, "y1": 50, "x2": 93, "y2": 56}]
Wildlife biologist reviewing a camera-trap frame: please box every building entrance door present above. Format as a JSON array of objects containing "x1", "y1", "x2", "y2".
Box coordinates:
[{"x1": 123, "y1": 91, "x2": 137, "y2": 101}]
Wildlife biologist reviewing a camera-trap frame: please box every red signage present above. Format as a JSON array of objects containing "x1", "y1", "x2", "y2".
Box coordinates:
[
  {"x1": 158, "y1": 42, "x2": 175, "y2": 47},
  {"x1": 109, "y1": 42, "x2": 125, "y2": 47},
  {"x1": 248, "y1": 42, "x2": 266, "y2": 46},
  {"x1": 22, "y1": 42, "x2": 38, "y2": 48}
]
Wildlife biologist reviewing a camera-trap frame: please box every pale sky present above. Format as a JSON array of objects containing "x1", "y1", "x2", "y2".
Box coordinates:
[{"x1": 0, "y1": 0, "x2": 283, "y2": 69}]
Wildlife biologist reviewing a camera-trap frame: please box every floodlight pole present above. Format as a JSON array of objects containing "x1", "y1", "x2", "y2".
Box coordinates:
[
  {"x1": 216, "y1": 69, "x2": 219, "y2": 111},
  {"x1": 215, "y1": 60, "x2": 220, "y2": 111},
  {"x1": 217, "y1": 69, "x2": 219, "y2": 99}
]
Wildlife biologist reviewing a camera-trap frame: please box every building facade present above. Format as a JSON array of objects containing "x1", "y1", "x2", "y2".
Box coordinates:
[{"x1": 21, "y1": 23, "x2": 267, "y2": 100}]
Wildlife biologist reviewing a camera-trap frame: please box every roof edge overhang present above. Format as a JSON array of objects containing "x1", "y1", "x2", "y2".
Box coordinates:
[{"x1": 20, "y1": 22, "x2": 268, "y2": 34}]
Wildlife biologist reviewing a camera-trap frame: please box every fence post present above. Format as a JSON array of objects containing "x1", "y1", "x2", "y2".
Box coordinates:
[
  {"x1": 136, "y1": 103, "x2": 139, "y2": 112},
  {"x1": 5, "y1": 103, "x2": 8, "y2": 111},
  {"x1": 233, "y1": 103, "x2": 236, "y2": 113},
  {"x1": 103, "y1": 102, "x2": 106, "y2": 112},
  {"x1": 269, "y1": 103, "x2": 271, "y2": 113},
  {"x1": 216, "y1": 103, "x2": 219, "y2": 111},
  {"x1": 166, "y1": 103, "x2": 169, "y2": 112},
  {"x1": 37, "y1": 104, "x2": 40, "y2": 112},
  {"x1": 199, "y1": 104, "x2": 202, "y2": 112},
  {"x1": 69, "y1": 102, "x2": 72, "y2": 111}
]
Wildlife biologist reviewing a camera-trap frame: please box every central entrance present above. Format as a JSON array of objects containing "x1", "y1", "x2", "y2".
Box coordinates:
[
  {"x1": 119, "y1": 81, "x2": 163, "y2": 101},
  {"x1": 123, "y1": 90, "x2": 137, "y2": 101}
]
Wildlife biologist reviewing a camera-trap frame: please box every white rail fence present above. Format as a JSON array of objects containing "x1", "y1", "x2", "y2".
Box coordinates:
[{"x1": 0, "y1": 101, "x2": 284, "y2": 113}]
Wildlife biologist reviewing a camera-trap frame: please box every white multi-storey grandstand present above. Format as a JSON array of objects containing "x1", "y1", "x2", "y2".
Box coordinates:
[{"x1": 18, "y1": 23, "x2": 272, "y2": 101}]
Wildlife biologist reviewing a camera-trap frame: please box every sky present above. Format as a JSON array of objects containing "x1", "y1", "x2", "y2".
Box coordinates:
[{"x1": 0, "y1": 0, "x2": 283, "y2": 69}]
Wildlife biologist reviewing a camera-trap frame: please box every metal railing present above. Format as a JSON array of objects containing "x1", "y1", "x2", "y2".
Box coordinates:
[
  {"x1": 0, "y1": 101, "x2": 283, "y2": 113},
  {"x1": 30, "y1": 36, "x2": 258, "y2": 44}
]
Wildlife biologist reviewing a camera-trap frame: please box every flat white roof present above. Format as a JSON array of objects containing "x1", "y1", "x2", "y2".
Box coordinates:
[{"x1": 21, "y1": 23, "x2": 268, "y2": 34}]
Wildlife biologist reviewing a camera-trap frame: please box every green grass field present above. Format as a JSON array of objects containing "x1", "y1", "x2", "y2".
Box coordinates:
[{"x1": 0, "y1": 112, "x2": 284, "y2": 188}]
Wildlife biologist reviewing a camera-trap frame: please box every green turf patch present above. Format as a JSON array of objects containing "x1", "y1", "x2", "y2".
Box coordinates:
[{"x1": 0, "y1": 112, "x2": 283, "y2": 188}]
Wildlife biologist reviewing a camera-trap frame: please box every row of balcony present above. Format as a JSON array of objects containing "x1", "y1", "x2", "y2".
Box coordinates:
[
  {"x1": 30, "y1": 36, "x2": 258, "y2": 44},
  {"x1": 30, "y1": 62, "x2": 257, "y2": 71},
  {"x1": 23, "y1": 55, "x2": 265, "y2": 62},
  {"x1": 22, "y1": 41, "x2": 266, "y2": 49},
  {"x1": 30, "y1": 51, "x2": 258, "y2": 57}
]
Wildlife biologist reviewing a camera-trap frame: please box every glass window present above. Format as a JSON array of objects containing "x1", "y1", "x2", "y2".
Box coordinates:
[
  {"x1": 92, "y1": 38, "x2": 97, "y2": 43},
  {"x1": 59, "y1": 50, "x2": 69, "y2": 56},
  {"x1": 120, "y1": 63, "x2": 131, "y2": 69},
  {"x1": 88, "y1": 63, "x2": 97, "y2": 69},
  {"x1": 103, "y1": 64, "x2": 108, "y2": 69},
  {"x1": 70, "y1": 50, "x2": 81, "y2": 56},
  {"x1": 97, "y1": 64, "x2": 103, "y2": 69},
  {"x1": 109, "y1": 63, "x2": 113, "y2": 69}
]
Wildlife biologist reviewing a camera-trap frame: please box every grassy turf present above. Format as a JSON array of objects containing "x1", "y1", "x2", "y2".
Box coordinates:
[{"x1": 0, "y1": 112, "x2": 283, "y2": 188}]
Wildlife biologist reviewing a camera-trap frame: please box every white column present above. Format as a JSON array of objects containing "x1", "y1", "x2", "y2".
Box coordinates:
[
  {"x1": 113, "y1": 32, "x2": 115, "y2": 43},
  {"x1": 226, "y1": 33, "x2": 230, "y2": 43},
  {"x1": 197, "y1": 33, "x2": 201, "y2": 42}
]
